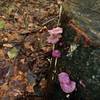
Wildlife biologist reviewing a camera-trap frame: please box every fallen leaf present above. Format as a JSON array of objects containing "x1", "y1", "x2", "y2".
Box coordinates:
[
  {"x1": 26, "y1": 84, "x2": 34, "y2": 93},
  {"x1": 3, "y1": 44, "x2": 13, "y2": 48},
  {"x1": 0, "y1": 20, "x2": 5, "y2": 29},
  {"x1": 0, "y1": 49, "x2": 5, "y2": 58},
  {"x1": 27, "y1": 70, "x2": 37, "y2": 86},
  {"x1": 0, "y1": 83, "x2": 9, "y2": 91},
  {"x1": 7, "y1": 47, "x2": 18, "y2": 59}
]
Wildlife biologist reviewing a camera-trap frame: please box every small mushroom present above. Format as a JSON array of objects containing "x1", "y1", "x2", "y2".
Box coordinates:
[{"x1": 58, "y1": 72, "x2": 76, "y2": 93}]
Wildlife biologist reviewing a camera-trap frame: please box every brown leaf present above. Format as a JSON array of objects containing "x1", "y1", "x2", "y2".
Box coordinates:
[
  {"x1": 0, "y1": 83, "x2": 9, "y2": 91},
  {"x1": 0, "y1": 49, "x2": 5, "y2": 58},
  {"x1": 26, "y1": 84, "x2": 34, "y2": 93}
]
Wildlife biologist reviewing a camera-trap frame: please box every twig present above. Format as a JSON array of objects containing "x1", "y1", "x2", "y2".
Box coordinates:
[
  {"x1": 57, "y1": 4, "x2": 63, "y2": 26},
  {"x1": 42, "y1": 17, "x2": 58, "y2": 26},
  {"x1": 69, "y1": 20, "x2": 91, "y2": 43}
]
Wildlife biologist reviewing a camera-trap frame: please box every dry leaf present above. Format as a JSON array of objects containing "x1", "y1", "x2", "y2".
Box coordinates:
[
  {"x1": 7, "y1": 47, "x2": 18, "y2": 59},
  {"x1": 26, "y1": 84, "x2": 34, "y2": 93},
  {"x1": 3, "y1": 44, "x2": 13, "y2": 48}
]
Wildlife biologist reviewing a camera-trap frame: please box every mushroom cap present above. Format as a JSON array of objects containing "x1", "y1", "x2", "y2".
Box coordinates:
[
  {"x1": 58, "y1": 72, "x2": 70, "y2": 83},
  {"x1": 60, "y1": 81, "x2": 76, "y2": 93},
  {"x1": 58, "y1": 72, "x2": 76, "y2": 93},
  {"x1": 48, "y1": 27, "x2": 63, "y2": 35},
  {"x1": 52, "y1": 50, "x2": 61, "y2": 58}
]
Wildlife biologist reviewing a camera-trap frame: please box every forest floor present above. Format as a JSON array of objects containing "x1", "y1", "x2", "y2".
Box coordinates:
[
  {"x1": 0, "y1": 0, "x2": 60, "y2": 99},
  {"x1": 1, "y1": 0, "x2": 100, "y2": 100}
]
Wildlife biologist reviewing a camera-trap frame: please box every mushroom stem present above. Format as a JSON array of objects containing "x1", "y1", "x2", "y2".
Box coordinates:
[
  {"x1": 52, "y1": 44, "x2": 55, "y2": 50},
  {"x1": 54, "y1": 57, "x2": 58, "y2": 73}
]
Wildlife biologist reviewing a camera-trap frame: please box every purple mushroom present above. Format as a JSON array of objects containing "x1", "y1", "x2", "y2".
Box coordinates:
[
  {"x1": 52, "y1": 50, "x2": 61, "y2": 58},
  {"x1": 47, "y1": 34, "x2": 61, "y2": 44},
  {"x1": 47, "y1": 27, "x2": 63, "y2": 44},
  {"x1": 58, "y1": 72, "x2": 76, "y2": 93},
  {"x1": 48, "y1": 27, "x2": 63, "y2": 35}
]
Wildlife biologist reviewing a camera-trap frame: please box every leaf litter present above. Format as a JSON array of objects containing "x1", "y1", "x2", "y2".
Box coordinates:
[{"x1": 0, "y1": 0, "x2": 59, "y2": 99}]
